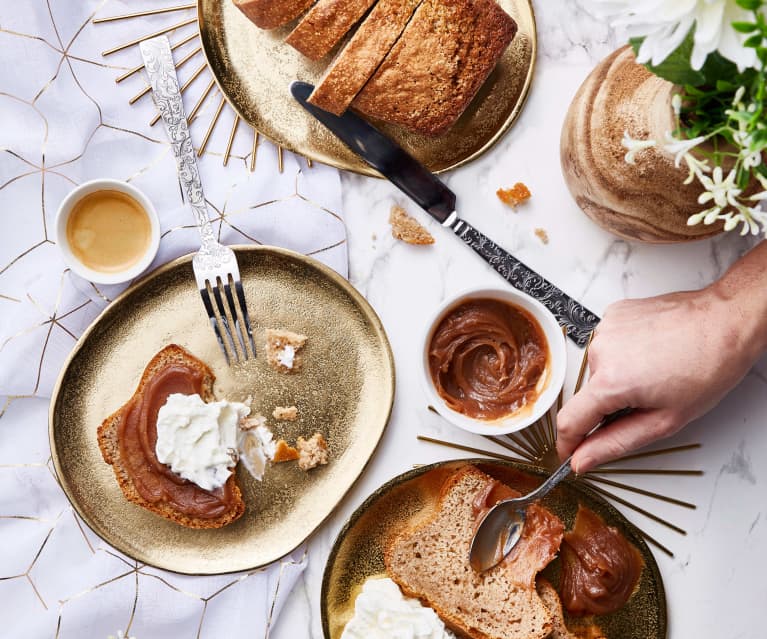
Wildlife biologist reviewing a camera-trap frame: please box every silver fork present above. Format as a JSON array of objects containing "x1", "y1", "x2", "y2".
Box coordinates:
[{"x1": 140, "y1": 36, "x2": 255, "y2": 364}]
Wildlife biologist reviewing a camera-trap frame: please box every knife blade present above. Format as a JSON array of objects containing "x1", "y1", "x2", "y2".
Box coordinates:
[{"x1": 290, "y1": 81, "x2": 600, "y2": 347}]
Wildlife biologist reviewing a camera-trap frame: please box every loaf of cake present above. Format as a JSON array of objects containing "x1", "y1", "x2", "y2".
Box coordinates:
[
  {"x1": 285, "y1": 0, "x2": 377, "y2": 60},
  {"x1": 353, "y1": 0, "x2": 517, "y2": 136},
  {"x1": 233, "y1": 0, "x2": 316, "y2": 29},
  {"x1": 308, "y1": 0, "x2": 422, "y2": 115}
]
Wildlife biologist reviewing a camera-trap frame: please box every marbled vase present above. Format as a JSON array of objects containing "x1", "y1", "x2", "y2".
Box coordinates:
[{"x1": 560, "y1": 46, "x2": 724, "y2": 243}]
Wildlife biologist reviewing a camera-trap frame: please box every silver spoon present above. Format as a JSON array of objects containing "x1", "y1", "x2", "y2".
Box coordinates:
[{"x1": 468, "y1": 408, "x2": 632, "y2": 573}]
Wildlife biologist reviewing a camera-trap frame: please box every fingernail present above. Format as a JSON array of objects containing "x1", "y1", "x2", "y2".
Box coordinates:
[{"x1": 574, "y1": 456, "x2": 595, "y2": 474}]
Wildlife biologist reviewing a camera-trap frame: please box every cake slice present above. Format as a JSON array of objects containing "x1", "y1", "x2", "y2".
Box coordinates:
[
  {"x1": 308, "y1": 0, "x2": 422, "y2": 115},
  {"x1": 536, "y1": 579, "x2": 606, "y2": 639},
  {"x1": 285, "y1": 0, "x2": 377, "y2": 60},
  {"x1": 233, "y1": 0, "x2": 316, "y2": 30},
  {"x1": 385, "y1": 465, "x2": 564, "y2": 639},
  {"x1": 353, "y1": 0, "x2": 517, "y2": 136},
  {"x1": 97, "y1": 345, "x2": 245, "y2": 529}
]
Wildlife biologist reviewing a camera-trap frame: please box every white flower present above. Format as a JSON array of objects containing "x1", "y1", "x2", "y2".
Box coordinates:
[
  {"x1": 662, "y1": 131, "x2": 707, "y2": 167},
  {"x1": 622, "y1": 131, "x2": 656, "y2": 164},
  {"x1": 698, "y1": 166, "x2": 742, "y2": 207},
  {"x1": 585, "y1": 0, "x2": 760, "y2": 70},
  {"x1": 107, "y1": 631, "x2": 136, "y2": 639},
  {"x1": 682, "y1": 152, "x2": 711, "y2": 184},
  {"x1": 672, "y1": 93, "x2": 683, "y2": 116}
]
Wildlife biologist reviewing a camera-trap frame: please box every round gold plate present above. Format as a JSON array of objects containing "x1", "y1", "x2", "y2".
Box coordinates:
[
  {"x1": 322, "y1": 459, "x2": 667, "y2": 639},
  {"x1": 198, "y1": 0, "x2": 536, "y2": 176},
  {"x1": 49, "y1": 246, "x2": 395, "y2": 575}
]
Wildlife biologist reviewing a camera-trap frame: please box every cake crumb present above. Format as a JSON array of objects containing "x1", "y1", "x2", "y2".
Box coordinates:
[
  {"x1": 239, "y1": 413, "x2": 267, "y2": 431},
  {"x1": 265, "y1": 329, "x2": 307, "y2": 373},
  {"x1": 297, "y1": 433, "x2": 329, "y2": 471},
  {"x1": 497, "y1": 182, "x2": 532, "y2": 208},
  {"x1": 389, "y1": 205, "x2": 435, "y2": 245},
  {"x1": 273, "y1": 405, "x2": 299, "y2": 421},
  {"x1": 273, "y1": 439, "x2": 299, "y2": 462},
  {"x1": 534, "y1": 228, "x2": 549, "y2": 245}
]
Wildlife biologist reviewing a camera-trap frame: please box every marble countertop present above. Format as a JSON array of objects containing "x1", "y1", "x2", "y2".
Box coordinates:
[{"x1": 272, "y1": 2, "x2": 767, "y2": 637}]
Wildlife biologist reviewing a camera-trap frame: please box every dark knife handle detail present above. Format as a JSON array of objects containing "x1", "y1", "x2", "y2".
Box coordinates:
[{"x1": 450, "y1": 218, "x2": 600, "y2": 347}]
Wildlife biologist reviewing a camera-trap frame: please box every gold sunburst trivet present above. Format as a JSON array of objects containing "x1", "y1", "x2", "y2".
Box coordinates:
[
  {"x1": 94, "y1": 2, "x2": 309, "y2": 173},
  {"x1": 421, "y1": 329, "x2": 702, "y2": 558}
]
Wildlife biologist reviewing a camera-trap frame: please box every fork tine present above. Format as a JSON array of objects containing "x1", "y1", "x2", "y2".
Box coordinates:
[
  {"x1": 208, "y1": 279, "x2": 240, "y2": 363},
  {"x1": 220, "y1": 277, "x2": 248, "y2": 360},
  {"x1": 231, "y1": 276, "x2": 256, "y2": 358},
  {"x1": 199, "y1": 286, "x2": 231, "y2": 365}
]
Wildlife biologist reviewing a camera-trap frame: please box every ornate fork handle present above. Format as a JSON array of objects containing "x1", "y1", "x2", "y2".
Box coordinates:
[{"x1": 139, "y1": 37, "x2": 223, "y2": 260}]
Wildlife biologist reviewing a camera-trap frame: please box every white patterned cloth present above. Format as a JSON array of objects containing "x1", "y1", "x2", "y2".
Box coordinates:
[{"x1": 0, "y1": 1, "x2": 347, "y2": 636}]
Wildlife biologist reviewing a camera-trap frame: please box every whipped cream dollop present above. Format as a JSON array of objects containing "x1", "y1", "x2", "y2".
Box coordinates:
[
  {"x1": 238, "y1": 424, "x2": 276, "y2": 481},
  {"x1": 155, "y1": 393, "x2": 250, "y2": 491},
  {"x1": 341, "y1": 578, "x2": 455, "y2": 639}
]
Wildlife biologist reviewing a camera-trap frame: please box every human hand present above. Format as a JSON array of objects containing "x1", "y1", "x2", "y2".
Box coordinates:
[{"x1": 556, "y1": 282, "x2": 767, "y2": 473}]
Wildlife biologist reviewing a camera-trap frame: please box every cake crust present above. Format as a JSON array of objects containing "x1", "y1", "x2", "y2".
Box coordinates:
[
  {"x1": 285, "y1": 0, "x2": 376, "y2": 60},
  {"x1": 308, "y1": 0, "x2": 422, "y2": 115},
  {"x1": 353, "y1": 0, "x2": 517, "y2": 136}
]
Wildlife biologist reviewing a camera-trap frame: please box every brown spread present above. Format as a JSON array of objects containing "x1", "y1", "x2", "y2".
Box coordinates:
[
  {"x1": 560, "y1": 505, "x2": 644, "y2": 616},
  {"x1": 116, "y1": 362, "x2": 239, "y2": 519},
  {"x1": 428, "y1": 299, "x2": 548, "y2": 420},
  {"x1": 471, "y1": 479, "x2": 564, "y2": 585}
]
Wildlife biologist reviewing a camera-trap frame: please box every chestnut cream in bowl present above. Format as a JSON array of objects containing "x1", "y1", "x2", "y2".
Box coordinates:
[{"x1": 422, "y1": 288, "x2": 566, "y2": 435}]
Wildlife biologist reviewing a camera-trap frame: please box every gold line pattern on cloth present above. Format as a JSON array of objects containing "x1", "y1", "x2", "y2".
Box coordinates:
[{"x1": 2, "y1": 4, "x2": 349, "y2": 632}]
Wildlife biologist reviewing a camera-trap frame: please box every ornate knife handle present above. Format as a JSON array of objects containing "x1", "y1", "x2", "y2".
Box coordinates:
[
  {"x1": 139, "y1": 36, "x2": 220, "y2": 257},
  {"x1": 448, "y1": 217, "x2": 600, "y2": 347}
]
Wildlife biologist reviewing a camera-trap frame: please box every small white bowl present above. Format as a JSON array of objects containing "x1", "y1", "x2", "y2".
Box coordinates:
[
  {"x1": 421, "y1": 287, "x2": 566, "y2": 436},
  {"x1": 55, "y1": 179, "x2": 161, "y2": 285}
]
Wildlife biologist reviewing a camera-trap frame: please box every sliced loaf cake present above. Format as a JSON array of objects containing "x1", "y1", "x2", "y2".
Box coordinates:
[
  {"x1": 233, "y1": 0, "x2": 316, "y2": 29},
  {"x1": 385, "y1": 465, "x2": 564, "y2": 639},
  {"x1": 353, "y1": 0, "x2": 517, "y2": 136},
  {"x1": 308, "y1": 0, "x2": 422, "y2": 115},
  {"x1": 285, "y1": 0, "x2": 377, "y2": 60}
]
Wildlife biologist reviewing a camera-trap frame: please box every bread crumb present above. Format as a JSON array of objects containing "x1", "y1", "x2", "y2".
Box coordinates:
[
  {"x1": 273, "y1": 439, "x2": 299, "y2": 462},
  {"x1": 273, "y1": 405, "x2": 298, "y2": 421},
  {"x1": 297, "y1": 433, "x2": 329, "y2": 471},
  {"x1": 389, "y1": 205, "x2": 435, "y2": 245},
  {"x1": 534, "y1": 228, "x2": 549, "y2": 245},
  {"x1": 239, "y1": 413, "x2": 267, "y2": 431},
  {"x1": 497, "y1": 182, "x2": 531, "y2": 208},
  {"x1": 265, "y1": 329, "x2": 307, "y2": 373}
]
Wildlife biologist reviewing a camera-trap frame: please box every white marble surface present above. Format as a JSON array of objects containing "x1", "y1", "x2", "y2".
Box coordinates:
[{"x1": 272, "y1": 2, "x2": 767, "y2": 638}]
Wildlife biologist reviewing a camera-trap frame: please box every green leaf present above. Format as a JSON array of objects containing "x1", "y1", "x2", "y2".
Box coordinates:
[
  {"x1": 631, "y1": 32, "x2": 706, "y2": 86},
  {"x1": 732, "y1": 21, "x2": 757, "y2": 33},
  {"x1": 736, "y1": 0, "x2": 762, "y2": 10},
  {"x1": 745, "y1": 33, "x2": 764, "y2": 47}
]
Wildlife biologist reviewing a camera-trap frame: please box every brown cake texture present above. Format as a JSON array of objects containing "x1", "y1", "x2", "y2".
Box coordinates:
[
  {"x1": 308, "y1": 0, "x2": 422, "y2": 115},
  {"x1": 285, "y1": 0, "x2": 377, "y2": 60},
  {"x1": 352, "y1": 0, "x2": 517, "y2": 135}
]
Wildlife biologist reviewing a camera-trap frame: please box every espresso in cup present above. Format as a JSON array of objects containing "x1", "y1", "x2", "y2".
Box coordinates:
[{"x1": 56, "y1": 180, "x2": 160, "y2": 285}]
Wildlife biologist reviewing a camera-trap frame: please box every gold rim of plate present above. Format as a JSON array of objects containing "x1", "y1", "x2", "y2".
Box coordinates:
[
  {"x1": 321, "y1": 459, "x2": 668, "y2": 639},
  {"x1": 197, "y1": 0, "x2": 537, "y2": 176},
  {"x1": 49, "y1": 246, "x2": 395, "y2": 575}
]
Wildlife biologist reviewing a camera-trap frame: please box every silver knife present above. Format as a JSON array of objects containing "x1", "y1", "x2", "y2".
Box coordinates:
[{"x1": 290, "y1": 81, "x2": 599, "y2": 347}]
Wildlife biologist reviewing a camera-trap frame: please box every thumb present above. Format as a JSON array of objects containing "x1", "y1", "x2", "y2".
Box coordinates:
[{"x1": 570, "y1": 408, "x2": 675, "y2": 473}]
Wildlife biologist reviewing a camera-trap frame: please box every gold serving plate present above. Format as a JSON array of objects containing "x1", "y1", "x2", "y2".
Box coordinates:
[
  {"x1": 49, "y1": 246, "x2": 395, "y2": 575},
  {"x1": 198, "y1": 0, "x2": 536, "y2": 175},
  {"x1": 322, "y1": 459, "x2": 667, "y2": 639}
]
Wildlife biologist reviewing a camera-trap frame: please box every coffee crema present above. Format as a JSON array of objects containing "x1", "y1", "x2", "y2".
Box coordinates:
[
  {"x1": 428, "y1": 298, "x2": 549, "y2": 420},
  {"x1": 66, "y1": 189, "x2": 151, "y2": 273}
]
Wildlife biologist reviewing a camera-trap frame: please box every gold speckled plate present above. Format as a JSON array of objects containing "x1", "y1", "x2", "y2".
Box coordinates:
[
  {"x1": 198, "y1": 0, "x2": 536, "y2": 175},
  {"x1": 322, "y1": 459, "x2": 667, "y2": 639},
  {"x1": 49, "y1": 246, "x2": 394, "y2": 575}
]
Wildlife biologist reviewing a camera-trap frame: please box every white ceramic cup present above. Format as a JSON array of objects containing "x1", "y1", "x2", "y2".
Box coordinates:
[
  {"x1": 421, "y1": 287, "x2": 567, "y2": 436},
  {"x1": 55, "y1": 179, "x2": 161, "y2": 285}
]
